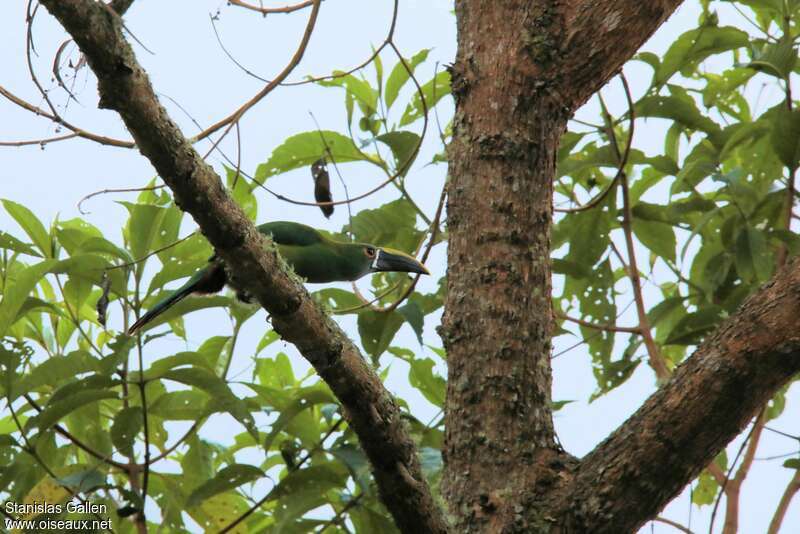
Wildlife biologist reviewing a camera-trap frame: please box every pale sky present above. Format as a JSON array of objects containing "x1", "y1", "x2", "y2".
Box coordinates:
[{"x1": 1, "y1": 1, "x2": 798, "y2": 532}]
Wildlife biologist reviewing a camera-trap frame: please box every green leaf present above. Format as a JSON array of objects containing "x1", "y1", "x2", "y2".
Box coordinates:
[
  {"x1": 160, "y1": 368, "x2": 255, "y2": 432},
  {"x1": 119, "y1": 202, "x2": 169, "y2": 262},
  {"x1": 636, "y1": 96, "x2": 722, "y2": 140},
  {"x1": 255, "y1": 131, "x2": 374, "y2": 182},
  {"x1": 255, "y1": 352, "x2": 297, "y2": 389},
  {"x1": 550, "y1": 400, "x2": 575, "y2": 412},
  {"x1": 399, "y1": 70, "x2": 451, "y2": 127},
  {"x1": 654, "y1": 26, "x2": 749, "y2": 87},
  {"x1": 314, "y1": 288, "x2": 362, "y2": 313},
  {"x1": 10, "y1": 350, "x2": 100, "y2": 399},
  {"x1": 358, "y1": 310, "x2": 404, "y2": 358},
  {"x1": 552, "y1": 258, "x2": 592, "y2": 279},
  {"x1": 149, "y1": 390, "x2": 210, "y2": 420},
  {"x1": 226, "y1": 166, "x2": 257, "y2": 220},
  {"x1": 664, "y1": 306, "x2": 725, "y2": 346},
  {"x1": 783, "y1": 458, "x2": 800, "y2": 470},
  {"x1": 351, "y1": 505, "x2": 399, "y2": 534},
  {"x1": 376, "y1": 131, "x2": 421, "y2": 175},
  {"x1": 49, "y1": 374, "x2": 118, "y2": 404},
  {"x1": 747, "y1": 37, "x2": 797, "y2": 79},
  {"x1": 771, "y1": 109, "x2": 800, "y2": 168},
  {"x1": 561, "y1": 203, "x2": 612, "y2": 268},
  {"x1": 0, "y1": 231, "x2": 41, "y2": 257},
  {"x1": 111, "y1": 407, "x2": 144, "y2": 457},
  {"x1": 632, "y1": 219, "x2": 676, "y2": 262},
  {"x1": 2, "y1": 199, "x2": 51, "y2": 258},
  {"x1": 27, "y1": 390, "x2": 117, "y2": 432},
  {"x1": 385, "y1": 49, "x2": 430, "y2": 109},
  {"x1": 693, "y1": 469, "x2": 719, "y2": 506},
  {"x1": 57, "y1": 469, "x2": 106, "y2": 494},
  {"x1": 256, "y1": 330, "x2": 279, "y2": 354},
  {"x1": 0, "y1": 260, "x2": 59, "y2": 339},
  {"x1": 329, "y1": 444, "x2": 372, "y2": 492},
  {"x1": 262, "y1": 388, "x2": 336, "y2": 451},
  {"x1": 390, "y1": 348, "x2": 445, "y2": 407},
  {"x1": 194, "y1": 493, "x2": 250, "y2": 533},
  {"x1": 343, "y1": 199, "x2": 423, "y2": 253},
  {"x1": 735, "y1": 227, "x2": 772, "y2": 282},
  {"x1": 397, "y1": 300, "x2": 425, "y2": 344},
  {"x1": 318, "y1": 73, "x2": 379, "y2": 116},
  {"x1": 186, "y1": 464, "x2": 264, "y2": 508}
]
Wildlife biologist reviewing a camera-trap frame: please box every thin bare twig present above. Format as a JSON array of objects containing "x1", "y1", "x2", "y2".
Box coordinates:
[
  {"x1": 0, "y1": 84, "x2": 134, "y2": 148},
  {"x1": 610, "y1": 74, "x2": 670, "y2": 380},
  {"x1": 556, "y1": 311, "x2": 640, "y2": 334},
  {"x1": 767, "y1": 466, "x2": 800, "y2": 534},
  {"x1": 708, "y1": 417, "x2": 761, "y2": 534},
  {"x1": 187, "y1": 0, "x2": 322, "y2": 144},
  {"x1": 555, "y1": 74, "x2": 635, "y2": 215},
  {"x1": 77, "y1": 185, "x2": 166, "y2": 214},
  {"x1": 654, "y1": 516, "x2": 695, "y2": 534},
  {"x1": 209, "y1": 12, "x2": 269, "y2": 84},
  {"x1": 228, "y1": 0, "x2": 317, "y2": 16},
  {"x1": 0, "y1": 132, "x2": 79, "y2": 146}
]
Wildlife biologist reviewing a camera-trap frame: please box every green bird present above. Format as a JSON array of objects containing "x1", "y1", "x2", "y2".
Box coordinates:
[{"x1": 127, "y1": 221, "x2": 429, "y2": 335}]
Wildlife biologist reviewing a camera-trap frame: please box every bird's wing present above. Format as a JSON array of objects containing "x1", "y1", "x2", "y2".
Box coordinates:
[{"x1": 257, "y1": 221, "x2": 324, "y2": 247}]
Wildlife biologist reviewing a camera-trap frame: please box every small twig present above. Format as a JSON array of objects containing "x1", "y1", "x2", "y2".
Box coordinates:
[
  {"x1": 187, "y1": 0, "x2": 322, "y2": 144},
  {"x1": 610, "y1": 74, "x2": 670, "y2": 380},
  {"x1": 52, "y1": 39, "x2": 80, "y2": 103},
  {"x1": 77, "y1": 185, "x2": 166, "y2": 214},
  {"x1": 556, "y1": 74, "x2": 636, "y2": 215},
  {"x1": 767, "y1": 466, "x2": 800, "y2": 534},
  {"x1": 0, "y1": 84, "x2": 134, "y2": 148},
  {"x1": 209, "y1": 13, "x2": 269, "y2": 83},
  {"x1": 708, "y1": 416, "x2": 761, "y2": 534},
  {"x1": 104, "y1": 233, "x2": 195, "y2": 295},
  {"x1": 0, "y1": 132, "x2": 79, "y2": 147},
  {"x1": 552, "y1": 299, "x2": 636, "y2": 359},
  {"x1": 654, "y1": 516, "x2": 695, "y2": 534},
  {"x1": 556, "y1": 311, "x2": 640, "y2": 334},
  {"x1": 228, "y1": 0, "x2": 317, "y2": 15}
]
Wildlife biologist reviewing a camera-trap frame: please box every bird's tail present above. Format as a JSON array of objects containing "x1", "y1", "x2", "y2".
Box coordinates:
[{"x1": 127, "y1": 265, "x2": 222, "y2": 336}]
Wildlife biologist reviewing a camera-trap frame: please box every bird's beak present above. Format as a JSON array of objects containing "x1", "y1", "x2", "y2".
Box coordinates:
[{"x1": 373, "y1": 248, "x2": 430, "y2": 275}]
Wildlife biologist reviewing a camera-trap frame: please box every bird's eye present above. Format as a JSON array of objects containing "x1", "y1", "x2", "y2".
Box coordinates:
[{"x1": 364, "y1": 247, "x2": 376, "y2": 258}]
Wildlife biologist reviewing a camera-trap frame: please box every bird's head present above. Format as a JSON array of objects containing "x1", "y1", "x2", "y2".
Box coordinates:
[{"x1": 361, "y1": 245, "x2": 429, "y2": 276}]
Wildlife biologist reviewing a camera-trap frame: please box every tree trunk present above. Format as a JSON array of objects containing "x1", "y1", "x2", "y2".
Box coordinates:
[{"x1": 441, "y1": 3, "x2": 567, "y2": 531}]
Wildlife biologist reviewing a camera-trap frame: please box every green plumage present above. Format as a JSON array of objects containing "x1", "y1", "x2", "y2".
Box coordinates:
[
  {"x1": 127, "y1": 221, "x2": 428, "y2": 335},
  {"x1": 259, "y1": 222, "x2": 371, "y2": 283}
]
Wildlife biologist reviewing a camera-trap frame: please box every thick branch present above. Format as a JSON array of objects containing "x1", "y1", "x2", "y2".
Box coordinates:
[
  {"x1": 555, "y1": 258, "x2": 800, "y2": 532},
  {"x1": 558, "y1": 0, "x2": 683, "y2": 107},
  {"x1": 38, "y1": 2, "x2": 447, "y2": 533}
]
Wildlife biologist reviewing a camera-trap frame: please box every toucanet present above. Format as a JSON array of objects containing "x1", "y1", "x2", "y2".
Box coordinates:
[{"x1": 127, "y1": 221, "x2": 429, "y2": 335}]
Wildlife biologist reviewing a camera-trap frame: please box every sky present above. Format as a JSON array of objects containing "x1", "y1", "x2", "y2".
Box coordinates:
[{"x1": 1, "y1": 1, "x2": 798, "y2": 532}]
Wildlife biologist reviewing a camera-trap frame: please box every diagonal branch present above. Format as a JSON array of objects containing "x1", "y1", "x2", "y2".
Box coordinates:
[
  {"x1": 555, "y1": 257, "x2": 800, "y2": 533},
  {"x1": 38, "y1": 2, "x2": 447, "y2": 533}
]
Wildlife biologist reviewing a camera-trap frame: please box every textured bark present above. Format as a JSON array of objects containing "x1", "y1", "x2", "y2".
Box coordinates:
[
  {"x1": 38, "y1": 2, "x2": 447, "y2": 533},
  {"x1": 440, "y1": 2, "x2": 565, "y2": 531}
]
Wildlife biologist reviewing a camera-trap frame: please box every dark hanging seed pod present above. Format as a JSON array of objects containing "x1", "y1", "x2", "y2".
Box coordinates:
[{"x1": 311, "y1": 157, "x2": 333, "y2": 218}]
